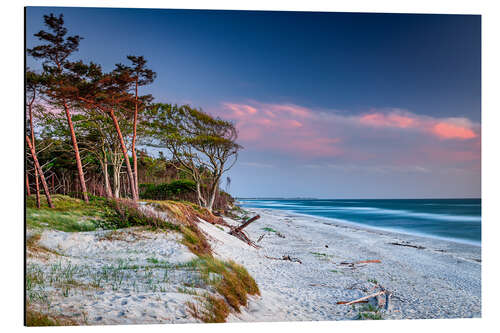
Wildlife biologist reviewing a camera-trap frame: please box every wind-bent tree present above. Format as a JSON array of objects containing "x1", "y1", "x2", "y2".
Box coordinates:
[
  {"x1": 26, "y1": 70, "x2": 46, "y2": 208},
  {"x1": 27, "y1": 13, "x2": 89, "y2": 202},
  {"x1": 26, "y1": 135, "x2": 54, "y2": 208},
  {"x1": 146, "y1": 104, "x2": 241, "y2": 212},
  {"x1": 69, "y1": 61, "x2": 139, "y2": 201},
  {"x1": 115, "y1": 56, "x2": 156, "y2": 198}
]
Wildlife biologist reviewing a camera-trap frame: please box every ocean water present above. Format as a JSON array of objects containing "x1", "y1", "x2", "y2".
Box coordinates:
[{"x1": 238, "y1": 198, "x2": 481, "y2": 245}]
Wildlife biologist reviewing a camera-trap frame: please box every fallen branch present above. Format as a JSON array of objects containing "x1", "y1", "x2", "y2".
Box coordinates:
[
  {"x1": 356, "y1": 259, "x2": 381, "y2": 264},
  {"x1": 339, "y1": 259, "x2": 381, "y2": 267},
  {"x1": 264, "y1": 255, "x2": 302, "y2": 264},
  {"x1": 389, "y1": 242, "x2": 425, "y2": 250},
  {"x1": 337, "y1": 291, "x2": 387, "y2": 306},
  {"x1": 282, "y1": 255, "x2": 302, "y2": 264},
  {"x1": 229, "y1": 215, "x2": 261, "y2": 248},
  {"x1": 231, "y1": 215, "x2": 261, "y2": 233}
]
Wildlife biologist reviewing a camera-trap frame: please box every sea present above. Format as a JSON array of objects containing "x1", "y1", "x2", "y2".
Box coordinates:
[{"x1": 238, "y1": 198, "x2": 481, "y2": 246}]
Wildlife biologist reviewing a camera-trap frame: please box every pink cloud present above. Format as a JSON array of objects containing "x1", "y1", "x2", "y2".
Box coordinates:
[
  {"x1": 357, "y1": 110, "x2": 477, "y2": 141},
  {"x1": 217, "y1": 101, "x2": 341, "y2": 157},
  {"x1": 359, "y1": 112, "x2": 417, "y2": 128},
  {"x1": 432, "y1": 122, "x2": 477, "y2": 140},
  {"x1": 211, "y1": 101, "x2": 480, "y2": 167}
]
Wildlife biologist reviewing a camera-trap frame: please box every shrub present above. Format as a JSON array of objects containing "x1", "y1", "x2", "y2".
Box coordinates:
[
  {"x1": 140, "y1": 180, "x2": 196, "y2": 200},
  {"x1": 187, "y1": 294, "x2": 230, "y2": 323},
  {"x1": 107, "y1": 199, "x2": 180, "y2": 231},
  {"x1": 139, "y1": 180, "x2": 235, "y2": 211},
  {"x1": 191, "y1": 256, "x2": 260, "y2": 313}
]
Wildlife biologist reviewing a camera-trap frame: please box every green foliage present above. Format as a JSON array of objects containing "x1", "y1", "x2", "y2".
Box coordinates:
[
  {"x1": 106, "y1": 199, "x2": 180, "y2": 231},
  {"x1": 262, "y1": 227, "x2": 277, "y2": 233},
  {"x1": 26, "y1": 194, "x2": 179, "y2": 232},
  {"x1": 26, "y1": 195, "x2": 116, "y2": 232},
  {"x1": 355, "y1": 303, "x2": 384, "y2": 320},
  {"x1": 140, "y1": 179, "x2": 196, "y2": 200}
]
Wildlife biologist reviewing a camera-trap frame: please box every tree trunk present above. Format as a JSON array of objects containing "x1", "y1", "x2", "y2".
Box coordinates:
[
  {"x1": 196, "y1": 181, "x2": 207, "y2": 207},
  {"x1": 132, "y1": 79, "x2": 139, "y2": 198},
  {"x1": 26, "y1": 173, "x2": 31, "y2": 196},
  {"x1": 34, "y1": 167, "x2": 41, "y2": 208},
  {"x1": 28, "y1": 99, "x2": 40, "y2": 208},
  {"x1": 26, "y1": 135, "x2": 53, "y2": 208},
  {"x1": 63, "y1": 101, "x2": 89, "y2": 202},
  {"x1": 108, "y1": 108, "x2": 138, "y2": 201},
  {"x1": 113, "y1": 166, "x2": 121, "y2": 199},
  {"x1": 207, "y1": 175, "x2": 221, "y2": 213},
  {"x1": 103, "y1": 159, "x2": 113, "y2": 199},
  {"x1": 112, "y1": 155, "x2": 123, "y2": 199}
]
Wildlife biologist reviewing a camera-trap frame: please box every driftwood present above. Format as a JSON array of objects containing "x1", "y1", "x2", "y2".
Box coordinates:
[
  {"x1": 264, "y1": 255, "x2": 302, "y2": 264},
  {"x1": 232, "y1": 215, "x2": 261, "y2": 233},
  {"x1": 389, "y1": 242, "x2": 425, "y2": 250},
  {"x1": 228, "y1": 215, "x2": 261, "y2": 248},
  {"x1": 356, "y1": 259, "x2": 381, "y2": 264},
  {"x1": 337, "y1": 284, "x2": 392, "y2": 310},
  {"x1": 339, "y1": 259, "x2": 381, "y2": 268}
]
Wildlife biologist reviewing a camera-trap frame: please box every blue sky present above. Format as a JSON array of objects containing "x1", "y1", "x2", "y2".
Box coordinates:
[{"x1": 26, "y1": 7, "x2": 481, "y2": 198}]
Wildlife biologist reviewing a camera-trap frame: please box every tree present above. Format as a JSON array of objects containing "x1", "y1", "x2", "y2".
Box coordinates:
[
  {"x1": 146, "y1": 104, "x2": 242, "y2": 212},
  {"x1": 27, "y1": 13, "x2": 89, "y2": 202},
  {"x1": 115, "y1": 56, "x2": 156, "y2": 198},
  {"x1": 26, "y1": 70, "x2": 46, "y2": 208},
  {"x1": 26, "y1": 135, "x2": 54, "y2": 208},
  {"x1": 68, "y1": 61, "x2": 139, "y2": 201}
]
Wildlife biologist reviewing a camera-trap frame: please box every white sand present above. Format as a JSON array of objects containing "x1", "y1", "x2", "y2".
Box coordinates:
[
  {"x1": 200, "y1": 208, "x2": 481, "y2": 321},
  {"x1": 27, "y1": 227, "x2": 202, "y2": 325},
  {"x1": 26, "y1": 205, "x2": 481, "y2": 325}
]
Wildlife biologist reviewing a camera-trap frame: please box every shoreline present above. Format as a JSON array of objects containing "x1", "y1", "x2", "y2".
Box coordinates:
[
  {"x1": 26, "y1": 201, "x2": 481, "y2": 324},
  {"x1": 238, "y1": 204, "x2": 481, "y2": 247},
  {"x1": 207, "y1": 207, "x2": 481, "y2": 321}
]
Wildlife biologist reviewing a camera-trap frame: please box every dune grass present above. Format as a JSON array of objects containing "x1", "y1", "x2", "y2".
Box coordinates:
[
  {"x1": 26, "y1": 304, "x2": 77, "y2": 326},
  {"x1": 26, "y1": 195, "x2": 259, "y2": 324},
  {"x1": 26, "y1": 195, "x2": 118, "y2": 232},
  {"x1": 187, "y1": 256, "x2": 260, "y2": 314}
]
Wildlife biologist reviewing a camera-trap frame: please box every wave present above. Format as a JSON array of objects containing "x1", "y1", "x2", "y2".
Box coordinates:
[
  {"x1": 241, "y1": 201, "x2": 481, "y2": 223},
  {"x1": 329, "y1": 206, "x2": 480, "y2": 222},
  {"x1": 249, "y1": 206, "x2": 481, "y2": 247}
]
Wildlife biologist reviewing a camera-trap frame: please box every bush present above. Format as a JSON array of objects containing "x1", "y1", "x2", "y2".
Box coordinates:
[
  {"x1": 140, "y1": 180, "x2": 196, "y2": 200},
  {"x1": 140, "y1": 180, "x2": 235, "y2": 211},
  {"x1": 107, "y1": 199, "x2": 180, "y2": 231}
]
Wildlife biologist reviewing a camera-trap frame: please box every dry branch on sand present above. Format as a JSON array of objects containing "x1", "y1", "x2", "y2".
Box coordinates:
[
  {"x1": 337, "y1": 284, "x2": 393, "y2": 310},
  {"x1": 229, "y1": 215, "x2": 261, "y2": 248}
]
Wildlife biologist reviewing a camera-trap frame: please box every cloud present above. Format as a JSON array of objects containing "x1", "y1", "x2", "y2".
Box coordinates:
[
  {"x1": 359, "y1": 112, "x2": 418, "y2": 128},
  {"x1": 357, "y1": 109, "x2": 478, "y2": 140},
  {"x1": 210, "y1": 101, "x2": 480, "y2": 172},
  {"x1": 431, "y1": 121, "x2": 476, "y2": 140},
  {"x1": 219, "y1": 101, "x2": 342, "y2": 157}
]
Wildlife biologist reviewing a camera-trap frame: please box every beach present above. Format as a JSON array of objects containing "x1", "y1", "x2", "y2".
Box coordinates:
[
  {"x1": 26, "y1": 204, "x2": 481, "y2": 324},
  {"x1": 211, "y1": 207, "x2": 481, "y2": 321}
]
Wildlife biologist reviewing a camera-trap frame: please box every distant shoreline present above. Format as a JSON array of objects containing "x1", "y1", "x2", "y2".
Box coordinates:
[
  {"x1": 237, "y1": 199, "x2": 481, "y2": 247},
  {"x1": 247, "y1": 205, "x2": 481, "y2": 247}
]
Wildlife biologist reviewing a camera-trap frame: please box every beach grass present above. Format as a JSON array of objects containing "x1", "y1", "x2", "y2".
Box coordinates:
[
  {"x1": 186, "y1": 256, "x2": 260, "y2": 315},
  {"x1": 26, "y1": 195, "x2": 260, "y2": 324}
]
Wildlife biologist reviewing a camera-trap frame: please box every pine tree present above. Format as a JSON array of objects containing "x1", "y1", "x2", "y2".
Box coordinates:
[
  {"x1": 27, "y1": 13, "x2": 89, "y2": 202},
  {"x1": 115, "y1": 56, "x2": 156, "y2": 198}
]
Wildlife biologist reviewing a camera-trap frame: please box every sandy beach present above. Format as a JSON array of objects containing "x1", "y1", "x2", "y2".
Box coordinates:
[
  {"x1": 217, "y1": 207, "x2": 481, "y2": 321},
  {"x1": 26, "y1": 204, "x2": 481, "y2": 324}
]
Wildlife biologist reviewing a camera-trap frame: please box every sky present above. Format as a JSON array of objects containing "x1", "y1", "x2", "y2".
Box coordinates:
[{"x1": 26, "y1": 7, "x2": 481, "y2": 199}]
